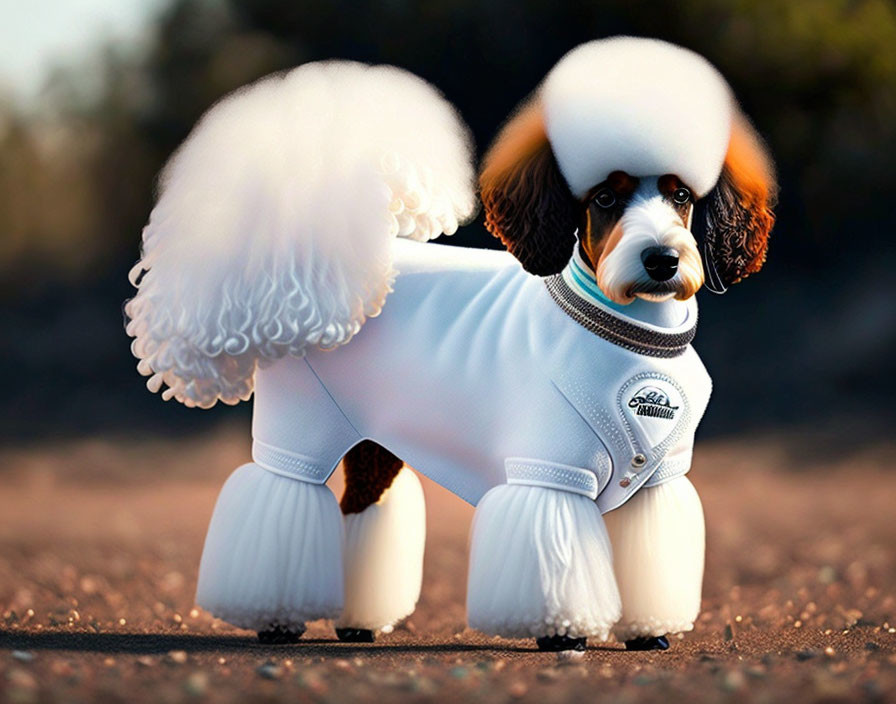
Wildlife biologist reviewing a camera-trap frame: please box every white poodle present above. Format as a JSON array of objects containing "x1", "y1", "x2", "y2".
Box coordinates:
[{"x1": 126, "y1": 38, "x2": 776, "y2": 651}]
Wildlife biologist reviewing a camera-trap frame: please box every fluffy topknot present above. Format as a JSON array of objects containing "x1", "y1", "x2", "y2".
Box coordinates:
[{"x1": 542, "y1": 37, "x2": 734, "y2": 198}]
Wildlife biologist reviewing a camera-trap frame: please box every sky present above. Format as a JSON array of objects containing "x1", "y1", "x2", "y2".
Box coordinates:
[{"x1": 0, "y1": 0, "x2": 169, "y2": 103}]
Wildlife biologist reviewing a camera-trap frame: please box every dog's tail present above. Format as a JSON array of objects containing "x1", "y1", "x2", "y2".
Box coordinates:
[{"x1": 125, "y1": 62, "x2": 476, "y2": 408}]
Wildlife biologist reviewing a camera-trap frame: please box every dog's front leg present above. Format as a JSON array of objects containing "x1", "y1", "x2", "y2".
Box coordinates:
[
  {"x1": 466, "y1": 460, "x2": 621, "y2": 651},
  {"x1": 603, "y1": 475, "x2": 705, "y2": 650}
]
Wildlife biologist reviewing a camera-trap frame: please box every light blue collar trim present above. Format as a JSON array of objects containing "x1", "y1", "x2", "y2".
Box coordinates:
[{"x1": 563, "y1": 252, "x2": 629, "y2": 312}]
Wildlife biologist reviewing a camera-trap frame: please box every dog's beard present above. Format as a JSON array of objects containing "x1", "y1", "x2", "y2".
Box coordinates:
[{"x1": 596, "y1": 201, "x2": 704, "y2": 305}]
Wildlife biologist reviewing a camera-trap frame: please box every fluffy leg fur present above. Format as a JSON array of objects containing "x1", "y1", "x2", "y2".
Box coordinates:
[
  {"x1": 604, "y1": 476, "x2": 705, "y2": 640},
  {"x1": 467, "y1": 484, "x2": 621, "y2": 641},
  {"x1": 338, "y1": 464, "x2": 426, "y2": 632},
  {"x1": 196, "y1": 463, "x2": 344, "y2": 632}
]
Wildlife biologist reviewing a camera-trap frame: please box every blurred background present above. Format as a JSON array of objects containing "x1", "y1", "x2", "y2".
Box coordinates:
[
  {"x1": 2, "y1": 7, "x2": 895, "y2": 701},
  {"x1": 2, "y1": 0, "x2": 895, "y2": 448}
]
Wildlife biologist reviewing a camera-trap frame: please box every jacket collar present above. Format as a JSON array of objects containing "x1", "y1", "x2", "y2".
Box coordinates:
[{"x1": 544, "y1": 251, "x2": 698, "y2": 358}]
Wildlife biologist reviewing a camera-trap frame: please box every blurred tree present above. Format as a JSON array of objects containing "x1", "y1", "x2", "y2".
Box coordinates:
[{"x1": 1, "y1": 0, "x2": 894, "y2": 440}]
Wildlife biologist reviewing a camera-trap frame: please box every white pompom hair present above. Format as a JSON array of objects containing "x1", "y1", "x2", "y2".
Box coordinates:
[
  {"x1": 467, "y1": 484, "x2": 621, "y2": 640},
  {"x1": 196, "y1": 463, "x2": 345, "y2": 631},
  {"x1": 125, "y1": 61, "x2": 476, "y2": 408},
  {"x1": 542, "y1": 36, "x2": 734, "y2": 198}
]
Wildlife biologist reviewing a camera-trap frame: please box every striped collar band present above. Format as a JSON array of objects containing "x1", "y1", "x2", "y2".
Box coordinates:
[{"x1": 544, "y1": 253, "x2": 698, "y2": 358}]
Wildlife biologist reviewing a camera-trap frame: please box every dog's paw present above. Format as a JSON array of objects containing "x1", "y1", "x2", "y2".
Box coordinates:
[
  {"x1": 535, "y1": 634, "x2": 587, "y2": 652},
  {"x1": 257, "y1": 624, "x2": 305, "y2": 644},
  {"x1": 335, "y1": 628, "x2": 376, "y2": 643},
  {"x1": 624, "y1": 635, "x2": 670, "y2": 651}
]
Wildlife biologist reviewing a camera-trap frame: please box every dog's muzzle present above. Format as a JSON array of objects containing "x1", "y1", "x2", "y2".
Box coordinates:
[{"x1": 640, "y1": 246, "x2": 679, "y2": 282}]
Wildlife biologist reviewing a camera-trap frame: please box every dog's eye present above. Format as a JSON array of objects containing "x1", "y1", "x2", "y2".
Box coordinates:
[
  {"x1": 672, "y1": 187, "x2": 692, "y2": 205},
  {"x1": 593, "y1": 188, "x2": 616, "y2": 209}
]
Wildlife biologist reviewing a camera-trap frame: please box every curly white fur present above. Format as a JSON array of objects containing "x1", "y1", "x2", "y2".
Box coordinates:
[{"x1": 125, "y1": 61, "x2": 476, "y2": 408}]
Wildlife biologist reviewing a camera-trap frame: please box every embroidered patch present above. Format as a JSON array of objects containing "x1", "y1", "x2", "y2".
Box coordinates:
[
  {"x1": 628, "y1": 385, "x2": 679, "y2": 420},
  {"x1": 618, "y1": 374, "x2": 688, "y2": 453}
]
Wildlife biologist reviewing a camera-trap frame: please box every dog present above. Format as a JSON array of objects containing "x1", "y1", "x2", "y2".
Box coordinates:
[{"x1": 126, "y1": 38, "x2": 776, "y2": 652}]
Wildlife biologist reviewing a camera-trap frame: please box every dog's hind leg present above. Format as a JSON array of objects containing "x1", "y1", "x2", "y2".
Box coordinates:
[
  {"x1": 195, "y1": 462, "x2": 345, "y2": 643},
  {"x1": 604, "y1": 476, "x2": 705, "y2": 651},
  {"x1": 195, "y1": 357, "x2": 358, "y2": 643},
  {"x1": 336, "y1": 441, "x2": 426, "y2": 643}
]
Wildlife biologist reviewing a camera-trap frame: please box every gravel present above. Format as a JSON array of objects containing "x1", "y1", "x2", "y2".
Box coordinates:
[{"x1": 0, "y1": 430, "x2": 894, "y2": 703}]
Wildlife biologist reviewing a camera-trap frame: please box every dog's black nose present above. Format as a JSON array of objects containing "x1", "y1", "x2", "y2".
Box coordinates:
[{"x1": 641, "y1": 246, "x2": 679, "y2": 281}]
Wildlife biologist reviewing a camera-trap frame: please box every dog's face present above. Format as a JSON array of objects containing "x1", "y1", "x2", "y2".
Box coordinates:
[
  {"x1": 580, "y1": 172, "x2": 704, "y2": 304},
  {"x1": 479, "y1": 102, "x2": 777, "y2": 300}
]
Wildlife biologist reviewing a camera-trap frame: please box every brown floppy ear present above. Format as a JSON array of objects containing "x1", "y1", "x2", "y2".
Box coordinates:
[
  {"x1": 479, "y1": 101, "x2": 581, "y2": 276},
  {"x1": 694, "y1": 113, "x2": 778, "y2": 293}
]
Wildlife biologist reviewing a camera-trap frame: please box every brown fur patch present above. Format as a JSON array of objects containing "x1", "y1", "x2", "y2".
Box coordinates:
[
  {"x1": 579, "y1": 171, "x2": 638, "y2": 270},
  {"x1": 698, "y1": 114, "x2": 778, "y2": 286},
  {"x1": 340, "y1": 440, "x2": 404, "y2": 515},
  {"x1": 479, "y1": 101, "x2": 581, "y2": 275},
  {"x1": 656, "y1": 174, "x2": 693, "y2": 223},
  {"x1": 720, "y1": 115, "x2": 777, "y2": 280}
]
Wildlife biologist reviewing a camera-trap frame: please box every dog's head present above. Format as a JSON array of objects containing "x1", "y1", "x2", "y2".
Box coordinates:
[{"x1": 480, "y1": 37, "x2": 777, "y2": 303}]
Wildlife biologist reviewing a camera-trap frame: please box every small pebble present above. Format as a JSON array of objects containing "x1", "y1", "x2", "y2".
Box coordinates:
[
  {"x1": 721, "y1": 669, "x2": 746, "y2": 692},
  {"x1": 136, "y1": 656, "x2": 156, "y2": 667},
  {"x1": 536, "y1": 667, "x2": 561, "y2": 682},
  {"x1": 7, "y1": 667, "x2": 37, "y2": 691},
  {"x1": 556, "y1": 649, "x2": 585, "y2": 664},
  {"x1": 449, "y1": 666, "x2": 469, "y2": 679},
  {"x1": 333, "y1": 658, "x2": 354, "y2": 673},
  {"x1": 407, "y1": 675, "x2": 437, "y2": 695},
  {"x1": 257, "y1": 661, "x2": 283, "y2": 680},
  {"x1": 184, "y1": 672, "x2": 208, "y2": 696},
  {"x1": 166, "y1": 650, "x2": 188, "y2": 665},
  {"x1": 817, "y1": 566, "x2": 837, "y2": 584},
  {"x1": 508, "y1": 682, "x2": 528, "y2": 698},
  {"x1": 796, "y1": 649, "x2": 818, "y2": 661},
  {"x1": 297, "y1": 670, "x2": 327, "y2": 693},
  {"x1": 11, "y1": 650, "x2": 34, "y2": 663},
  {"x1": 50, "y1": 660, "x2": 75, "y2": 678},
  {"x1": 745, "y1": 665, "x2": 767, "y2": 679}
]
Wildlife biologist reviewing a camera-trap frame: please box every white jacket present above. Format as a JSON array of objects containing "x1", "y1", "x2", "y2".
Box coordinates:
[{"x1": 251, "y1": 239, "x2": 712, "y2": 513}]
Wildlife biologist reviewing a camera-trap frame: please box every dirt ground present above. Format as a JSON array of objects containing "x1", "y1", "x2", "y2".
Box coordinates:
[{"x1": 0, "y1": 425, "x2": 894, "y2": 703}]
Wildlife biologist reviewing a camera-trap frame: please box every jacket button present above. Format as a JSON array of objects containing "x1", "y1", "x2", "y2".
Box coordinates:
[{"x1": 631, "y1": 454, "x2": 647, "y2": 468}]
